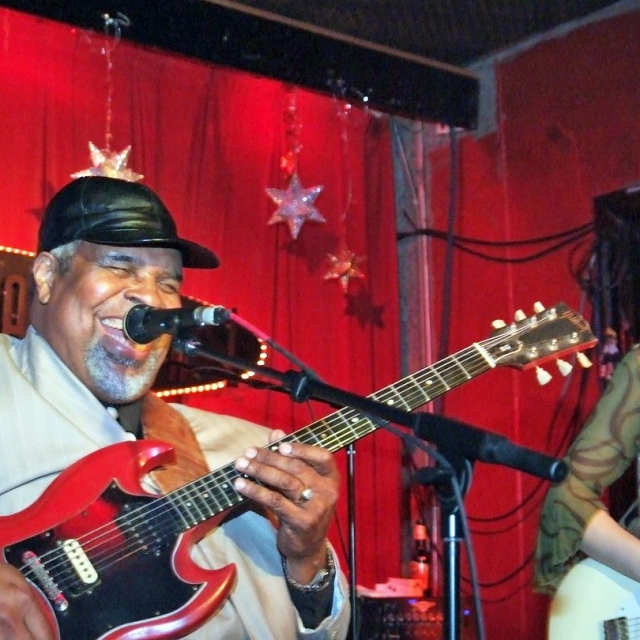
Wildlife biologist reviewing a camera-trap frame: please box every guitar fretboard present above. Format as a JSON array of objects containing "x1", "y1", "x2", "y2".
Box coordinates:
[{"x1": 164, "y1": 341, "x2": 495, "y2": 531}]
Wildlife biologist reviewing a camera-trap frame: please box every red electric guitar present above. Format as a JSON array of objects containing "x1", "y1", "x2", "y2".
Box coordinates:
[{"x1": 1, "y1": 303, "x2": 596, "y2": 639}]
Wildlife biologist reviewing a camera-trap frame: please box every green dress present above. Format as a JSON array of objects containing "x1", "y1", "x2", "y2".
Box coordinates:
[{"x1": 534, "y1": 347, "x2": 640, "y2": 595}]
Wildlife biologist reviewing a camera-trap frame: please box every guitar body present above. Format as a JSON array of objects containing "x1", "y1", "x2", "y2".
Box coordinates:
[
  {"x1": 0, "y1": 441, "x2": 236, "y2": 640},
  {"x1": 549, "y1": 557, "x2": 640, "y2": 639}
]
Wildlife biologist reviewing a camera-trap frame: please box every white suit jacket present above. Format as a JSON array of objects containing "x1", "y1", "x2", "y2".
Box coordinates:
[{"x1": 0, "y1": 327, "x2": 349, "y2": 639}]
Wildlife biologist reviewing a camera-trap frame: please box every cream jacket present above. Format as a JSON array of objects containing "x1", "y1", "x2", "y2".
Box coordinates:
[{"x1": 0, "y1": 327, "x2": 348, "y2": 639}]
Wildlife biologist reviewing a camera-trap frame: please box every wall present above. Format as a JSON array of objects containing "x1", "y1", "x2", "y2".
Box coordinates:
[{"x1": 413, "y1": 7, "x2": 640, "y2": 638}]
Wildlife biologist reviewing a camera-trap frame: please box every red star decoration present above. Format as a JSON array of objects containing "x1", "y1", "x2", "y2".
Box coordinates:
[
  {"x1": 71, "y1": 142, "x2": 143, "y2": 182},
  {"x1": 324, "y1": 246, "x2": 366, "y2": 293},
  {"x1": 266, "y1": 174, "x2": 325, "y2": 240},
  {"x1": 279, "y1": 151, "x2": 297, "y2": 177}
]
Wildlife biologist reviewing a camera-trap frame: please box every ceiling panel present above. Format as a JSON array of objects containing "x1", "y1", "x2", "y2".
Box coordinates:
[{"x1": 228, "y1": 0, "x2": 632, "y2": 65}]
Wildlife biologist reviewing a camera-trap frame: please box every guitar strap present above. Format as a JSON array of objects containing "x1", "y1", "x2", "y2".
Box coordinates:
[{"x1": 141, "y1": 393, "x2": 210, "y2": 493}]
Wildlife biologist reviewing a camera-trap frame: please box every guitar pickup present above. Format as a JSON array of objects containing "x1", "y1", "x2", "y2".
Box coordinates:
[{"x1": 62, "y1": 539, "x2": 99, "y2": 589}]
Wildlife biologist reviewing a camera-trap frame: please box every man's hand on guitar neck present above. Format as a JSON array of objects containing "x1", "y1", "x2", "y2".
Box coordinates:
[
  {"x1": 0, "y1": 564, "x2": 54, "y2": 640},
  {"x1": 233, "y1": 429, "x2": 339, "y2": 585}
]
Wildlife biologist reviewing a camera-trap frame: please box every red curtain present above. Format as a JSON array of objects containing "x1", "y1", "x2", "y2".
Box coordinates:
[
  {"x1": 427, "y1": 9, "x2": 640, "y2": 639},
  {"x1": 0, "y1": 9, "x2": 401, "y2": 589}
]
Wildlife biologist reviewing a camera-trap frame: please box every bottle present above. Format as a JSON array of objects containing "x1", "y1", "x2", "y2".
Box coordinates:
[{"x1": 409, "y1": 518, "x2": 430, "y2": 597}]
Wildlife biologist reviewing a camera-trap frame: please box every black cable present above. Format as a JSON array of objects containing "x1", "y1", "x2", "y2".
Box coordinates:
[
  {"x1": 471, "y1": 579, "x2": 534, "y2": 604},
  {"x1": 398, "y1": 221, "x2": 593, "y2": 245},
  {"x1": 451, "y1": 228, "x2": 592, "y2": 263},
  {"x1": 469, "y1": 490, "x2": 545, "y2": 535},
  {"x1": 461, "y1": 549, "x2": 534, "y2": 588},
  {"x1": 398, "y1": 224, "x2": 593, "y2": 262}
]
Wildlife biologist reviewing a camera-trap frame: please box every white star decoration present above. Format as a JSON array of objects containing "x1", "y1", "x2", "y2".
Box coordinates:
[
  {"x1": 324, "y1": 246, "x2": 366, "y2": 293},
  {"x1": 71, "y1": 142, "x2": 143, "y2": 182},
  {"x1": 266, "y1": 174, "x2": 325, "y2": 240}
]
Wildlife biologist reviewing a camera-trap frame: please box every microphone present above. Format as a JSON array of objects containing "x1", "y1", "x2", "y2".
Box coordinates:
[{"x1": 123, "y1": 304, "x2": 231, "y2": 344}]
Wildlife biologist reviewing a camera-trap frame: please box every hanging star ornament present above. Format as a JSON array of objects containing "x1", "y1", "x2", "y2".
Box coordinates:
[
  {"x1": 324, "y1": 245, "x2": 366, "y2": 293},
  {"x1": 71, "y1": 142, "x2": 143, "y2": 182},
  {"x1": 266, "y1": 173, "x2": 325, "y2": 240}
]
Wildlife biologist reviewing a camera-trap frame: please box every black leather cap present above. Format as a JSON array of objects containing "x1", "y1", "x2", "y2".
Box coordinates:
[{"x1": 38, "y1": 177, "x2": 219, "y2": 269}]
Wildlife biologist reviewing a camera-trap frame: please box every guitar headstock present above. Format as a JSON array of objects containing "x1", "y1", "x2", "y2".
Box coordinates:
[{"x1": 483, "y1": 302, "x2": 597, "y2": 377}]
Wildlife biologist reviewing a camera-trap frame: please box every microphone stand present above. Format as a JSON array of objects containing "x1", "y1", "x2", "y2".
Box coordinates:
[
  {"x1": 346, "y1": 442, "x2": 358, "y2": 640},
  {"x1": 412, "y1": 451, "x2": 472, "y2": 640},
  {"x1": 173, "y1": 337, "x2": 568, "y2": 640}
]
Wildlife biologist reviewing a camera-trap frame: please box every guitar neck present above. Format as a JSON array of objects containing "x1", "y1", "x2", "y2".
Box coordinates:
[
  {"x1": 163, "y1": 343, "x2": 493, "y2": 530},
  {"x1": 291, "y1": 341, "x2": 493, "y2": 453}
]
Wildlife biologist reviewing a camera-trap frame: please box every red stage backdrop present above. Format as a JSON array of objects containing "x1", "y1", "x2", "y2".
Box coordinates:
[
  {"x1": 0, "y1": 7, "x2": 401, "y2": 595},
  {"x1": 4, "y1": 6, "x2": 639, "y2": 638}
]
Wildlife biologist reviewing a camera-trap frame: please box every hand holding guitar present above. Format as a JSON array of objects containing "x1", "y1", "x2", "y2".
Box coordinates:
[
  {"x1": 0, "y1": 563, "x2": 53, "y2": 640},
  {"x1": 234, "y1": 429, "x2": 340, "y2": 584}
]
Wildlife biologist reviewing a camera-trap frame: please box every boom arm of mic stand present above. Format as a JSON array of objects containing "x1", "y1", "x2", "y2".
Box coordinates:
[
  {"x1": 172, "y1": 336, "x2": 290, "y2": 387},
  {"x1": 412, "y1": 413, "x2": 568, "y2": 483},
  {"x1": 172, "y1": 337, "x2": 568, "y2": 483},
  {"x1": 278, "y1": 371, "x2": 568, "y2": 483}
]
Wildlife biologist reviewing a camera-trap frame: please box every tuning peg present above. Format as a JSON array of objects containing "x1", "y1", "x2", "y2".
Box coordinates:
[
  {"x1": 576, "y1": 352, "x2": 593, "y2": 368},
  {"x1": 491, "y1": 319, "x2": 507, "y2": 329},
  {"x1": 533, "y1": 301, "x2": 545, "y2": 314},
  {"x1": 536, "y1": 366, "x2": 552, "y2": 385},
  {"x1": 556, "y1": 359, "x2": 573, "y2": 376},
  {"x1": 514, "y1": 309, "x2": 526, "y2": 321}
]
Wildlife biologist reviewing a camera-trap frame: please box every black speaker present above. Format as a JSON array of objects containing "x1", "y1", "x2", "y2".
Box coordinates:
[
  {"x1": 356, "y1": 596, "x2": 477, "y2": 640},
  {"x1": 593, "y1": 185, "x2": 640, "y2": 347}
]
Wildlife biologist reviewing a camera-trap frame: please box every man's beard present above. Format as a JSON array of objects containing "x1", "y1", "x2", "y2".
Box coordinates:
[{"x1": 85, "y1": 339, "x2": 163, "y2": 404}]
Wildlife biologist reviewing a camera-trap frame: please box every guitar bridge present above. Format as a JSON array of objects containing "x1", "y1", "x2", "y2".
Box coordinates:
[{"x1": 22, "y1": 550, "x2": 69, "y2": 612}]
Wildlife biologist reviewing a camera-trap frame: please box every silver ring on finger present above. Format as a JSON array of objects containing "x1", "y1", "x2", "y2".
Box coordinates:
[{"x1": 299, "y1": 487, "x2": 314, "y2": 503}]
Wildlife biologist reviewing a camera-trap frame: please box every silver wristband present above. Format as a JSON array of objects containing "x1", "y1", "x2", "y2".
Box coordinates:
[{"x1": 282, "y1": 546, "x2": 336, "y2": 593}]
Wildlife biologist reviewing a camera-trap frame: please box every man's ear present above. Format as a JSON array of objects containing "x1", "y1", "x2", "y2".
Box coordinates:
[{"x1": 32, "y1": 252, "x2": 58, "y2": 304}]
